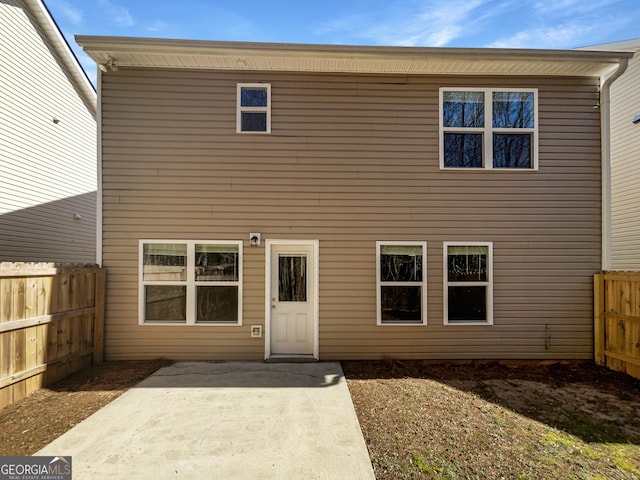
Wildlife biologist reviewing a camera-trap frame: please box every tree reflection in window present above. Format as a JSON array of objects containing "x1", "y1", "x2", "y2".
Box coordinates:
[
  {"x1": 379, "y1": 244, "x2": 424, "y2": 323},
  {"x1": 448, "y1": 247, "x2": 487, "y2": 282},
  {"x1": 279, "y1": 255, "x2": 307, "y2": 302},
  {"x1": 492, "y1": 92, "x2": 534, "y2": 128},
  {"x1": 380, "y1": 245, "x2": 423, "y2": 282}
]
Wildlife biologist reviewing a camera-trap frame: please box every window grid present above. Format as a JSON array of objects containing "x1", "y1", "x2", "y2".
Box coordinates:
[
  {"x1": 139, "y1": 240, "x2": 243, "y2": 326},
  {"x1": 237, "y1": 83, "x2": 271, "y2": 134},
  {"x1": 376, "y1": 241, "x2": 428, "y2": 326},
  {"x1": 443, "y1": 241, "x2": 493, "y2": 325},
  {"x1": 440, "y1": 88, "x2": 538, "y2": 170}
]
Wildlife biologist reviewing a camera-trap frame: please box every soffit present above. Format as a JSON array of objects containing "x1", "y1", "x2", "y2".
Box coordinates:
[{"x1": 75, "y1": 36, "x2": 633, "y2": 78}]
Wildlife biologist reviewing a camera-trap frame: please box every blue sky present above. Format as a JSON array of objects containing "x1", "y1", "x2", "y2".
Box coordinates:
[{"x1": 45, "y1": 0, "x2": 639, "y2": 84}]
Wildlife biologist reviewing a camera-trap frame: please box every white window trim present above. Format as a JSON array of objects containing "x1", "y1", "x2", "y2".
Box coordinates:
[
  {"x1": 237, "y1": 83, "x2": 271, "y2": 134},
  {"x1": 139, "y1": 239, "x2": 243, "y2": 326},
  {"x1": 443, "y1": 241, "x2": 493, "y2": 325},
  {"x1": 376, "y1": 241, "x2": 428, "y2": 326},
  {"x1": 439, "y1": 88, "x2": 538, "y2": 171}
]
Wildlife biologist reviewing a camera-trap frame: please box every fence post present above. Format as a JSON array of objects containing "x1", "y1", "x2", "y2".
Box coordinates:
[
  {"x1": 93, "y1": 268, "x2": 105, "y2": 364},
  {"x1": 594, "y1": 272, "x2": 605, "y2": 366}
]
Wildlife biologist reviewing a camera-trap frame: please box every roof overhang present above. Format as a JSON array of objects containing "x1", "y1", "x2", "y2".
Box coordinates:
[
  {"x1": 75, "y1": 36, "x2": 633, "y2": 78},
  {"x1": 579, "y1": 38, "x2": 640, "y2": 53},
  {"x1": 25, "y1": 0, "x2": 96, "y2": 117}
]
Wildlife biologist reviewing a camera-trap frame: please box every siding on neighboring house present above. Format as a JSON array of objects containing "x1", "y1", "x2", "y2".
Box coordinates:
[
  {"x1": 0, "y1": 0, "x2": 96, "y2": 262},
  {"x1": 100, "y1": 67, "x2": 602, "y2": 361},
  {"x1": 610, "y1": 45, "x2": 640, "y2": 269}
]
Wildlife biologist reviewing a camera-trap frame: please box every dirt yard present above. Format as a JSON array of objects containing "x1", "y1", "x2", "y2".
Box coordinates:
[
  {"x1": 1, "y1": 359, "x2": 639, "y2": 480},
  {"x1": 0, "y1": 359, "x2": 172, "y2": 456},
  {"x1": 343, "y1": 360, "x2": 640, "y2": 480}
]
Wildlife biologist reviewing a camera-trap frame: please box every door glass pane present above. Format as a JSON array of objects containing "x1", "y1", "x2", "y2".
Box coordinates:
[
  {"x1": 381, "y1": 286, "x2": 422, "y2": 323},
  {"x1": 143, "y1": 243, "x2": 187, "y2": 281},
  {"x1": 279, "y1": 255, "x2": 307, "y2": 302},
  {"x1": 145, "y1": 285, "x2": 186, "y2": 322},
  {"x1": 448, "y1": 245, "x2": 489, "y2": 281},
  {"x1": 195, "y1": 244, "x2": 239, "y2": 281},
  {"x1": 196, "y1": 286, "x2": 238, "y2": 323},
  {"x1": 448, "y1": 286, "x2": 487, "y2": 321},
  {"x1": 380, "y1": 245, "x2": 423, "y2": 282}
]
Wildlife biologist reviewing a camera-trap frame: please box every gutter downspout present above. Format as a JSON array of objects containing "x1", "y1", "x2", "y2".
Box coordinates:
[
  {"x1": 600, "y1": 58, "x2": 629, "y2": 271},
  {"x1": 96, "y1": 67, "x2": 103, "y2": 266}
]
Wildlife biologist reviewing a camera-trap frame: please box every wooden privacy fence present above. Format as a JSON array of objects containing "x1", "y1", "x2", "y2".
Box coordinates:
[
  {"x1": 594, "y1": 271, "x2": 640, "y2": 380},
  {"x1": 0, "y1": 263, "x2": 105, "y2": 409}
]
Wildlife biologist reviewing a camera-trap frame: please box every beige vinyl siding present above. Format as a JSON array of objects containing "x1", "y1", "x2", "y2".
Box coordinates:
[
  {"x1": 0, "y1": 0, "x2": 96, "y2": 262},
  {"x1": 101, "y1": 67, "x2": 601, "y2": 360},
  {"x1": 610, "y1": 50, "x2": 640, "y2": 270}
]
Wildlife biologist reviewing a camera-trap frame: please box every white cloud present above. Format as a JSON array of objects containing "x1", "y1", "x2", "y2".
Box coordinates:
[
  {"x1": 144, "y1": 20, "x2": 169, "y2": 33},
  {"x1": 316, "y1": 0, "x2": 506, "y2": 47},
  {"x1": 488, "y1": 0, "x2": 635, "y2": 49},
  {"x1": 487, "y1": 22, "x2": 592, "y2": 49},
  {"x1": 533, "y1": 0, "x2": 620, "y2": 15},
  {"x1": 54, "y1": 0, "x2": 82, "y2": 25},
  {"x1": 97, "y1": 0, "x2": 135, "y2": 28}
]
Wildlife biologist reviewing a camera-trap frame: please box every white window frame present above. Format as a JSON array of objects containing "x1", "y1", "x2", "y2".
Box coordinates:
[
  {"x1": 376, "y1": 241, "x2": 427, "y2": 326},
  {"x1": 439, "y1": 88, "x2": 538, "y2": 171},
  {"x1": 443, "y1": 241, "x2": 493, "y2": 325},
  {"x1": 139, "y1": 240, "x2": 243, "y2": 326},
  {"x1": 237, "y1": 83, "x2": 271, "y2": 134}
]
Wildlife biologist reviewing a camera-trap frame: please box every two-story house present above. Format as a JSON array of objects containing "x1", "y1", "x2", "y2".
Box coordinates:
[
  {"x1": 76, "y1": 36, "x2": 631, "y2": 361},
  {"x1": 0, "y1": 0, "x2": 96, "y2": 263},
  {"x1": 582, "y1": 39, "x2": 640, "y2": 270}
]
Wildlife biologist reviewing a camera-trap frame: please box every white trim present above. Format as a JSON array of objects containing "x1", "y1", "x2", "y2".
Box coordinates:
[
  {"x1": 27, "y1": 1, "x2": 97, "y2": 117},
  {"x1": 600, "y1": 60, "x2": 630, "y2": 270},
  {"x1": 265, "y1": 239, "x2": 319, "y2": 360},
  {"x1": 439, "y1": 88, "x2": 538, "y2": 171},
  {"x1": 138, "y1": 240, "x2": 243, "y2": 326},
  {"x1": 76, "y1": 36, "x2": 632, "y2": 79},
  {"x1": 443, "y1": 241, "x2": 493, "y2": 325},
  {"x1": 376, "y1": 241, "x2": 428, "y2": 326},
  {"x1": 96, "y1": 68, "x2": 103, "y2": 266},
  {"x1": 237, "y1": 83, "x2": 271, "y2": 134}
]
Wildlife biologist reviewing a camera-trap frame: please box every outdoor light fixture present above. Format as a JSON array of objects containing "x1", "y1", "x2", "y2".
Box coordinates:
[
  {"x1": 633, "y1": 113, "x2": 640, "y2": 124},
  {"x1": 250, "y1": 233, "x2": 261, "y2": 246}
]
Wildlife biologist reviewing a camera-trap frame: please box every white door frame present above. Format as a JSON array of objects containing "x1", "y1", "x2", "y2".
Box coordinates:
[{"x1": 265, "y1": 239, "x2": 319, "y2": 360}]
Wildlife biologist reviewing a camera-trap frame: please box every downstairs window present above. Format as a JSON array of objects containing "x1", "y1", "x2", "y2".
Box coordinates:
[
  {"x1": 377, "y1": 242, "x2": 427, "y2": 325},
  {"x1": 444, "y1": 242, "x2": 493, "y2": 325},
  {"x1": 139, "y1": 240, "x2": 242, "y2": 325}
]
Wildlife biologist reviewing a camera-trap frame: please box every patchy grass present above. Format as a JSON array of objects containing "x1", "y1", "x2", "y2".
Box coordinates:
[{"x1": 344, "y1": 360, "x2": 640, "y2": 480}]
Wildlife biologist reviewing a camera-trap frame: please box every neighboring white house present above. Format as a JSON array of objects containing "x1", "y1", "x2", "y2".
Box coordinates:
[
  {"x1": 0, "y1": 0, "x2": 97, "y2": 263},
  {"x1": 584, "y1": 39, "x2": 640, "y2": 270}
]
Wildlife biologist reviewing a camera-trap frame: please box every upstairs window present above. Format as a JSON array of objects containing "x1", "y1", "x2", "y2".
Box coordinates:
[
  {"x1": 237, "y1": 83, "x2": 271, "y2": 133},
  {"x1": 440, "y1": 88, "x2": 537, "y2": 170}
]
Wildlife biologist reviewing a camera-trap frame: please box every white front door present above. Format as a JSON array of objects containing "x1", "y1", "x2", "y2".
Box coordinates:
[{"x1": 267, "y1": 241, "x2": 317, "y2": 358}]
